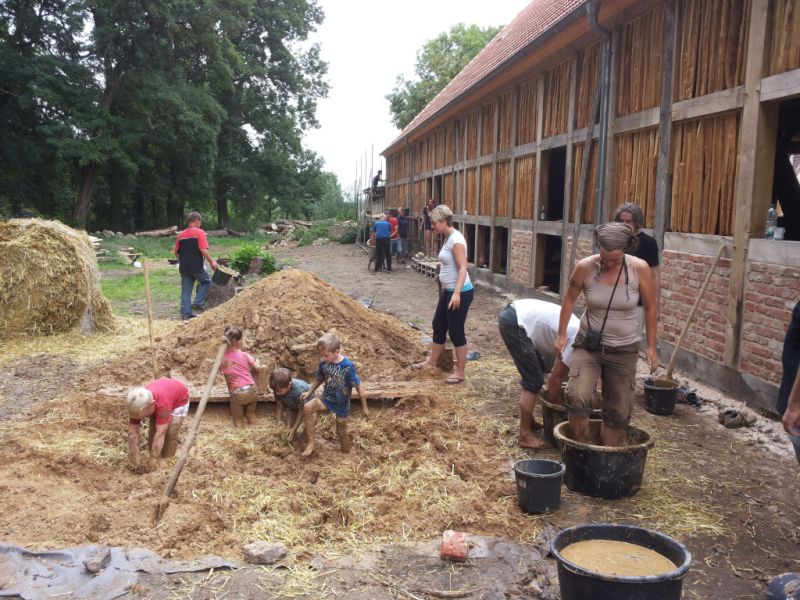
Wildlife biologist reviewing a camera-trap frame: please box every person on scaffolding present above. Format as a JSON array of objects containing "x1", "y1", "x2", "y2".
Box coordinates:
[{"x1": 372, "y1": 170, "x2": 383, "y2": 196}]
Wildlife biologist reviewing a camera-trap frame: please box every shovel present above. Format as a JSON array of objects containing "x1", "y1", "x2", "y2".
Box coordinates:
[
  {"x1": 658, "y1": 243, "x2": 727, "y2": 382},
  {"x1": 153, "y1": 341, "x2": 227, "y2": 525}
]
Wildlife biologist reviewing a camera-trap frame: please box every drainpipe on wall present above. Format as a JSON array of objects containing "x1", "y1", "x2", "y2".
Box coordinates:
[{"x1": 588, "y1": 0, "x2": 611, "y2": 247}]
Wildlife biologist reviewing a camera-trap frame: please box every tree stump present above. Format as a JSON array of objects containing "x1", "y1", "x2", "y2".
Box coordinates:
[{"x1": 205, "y1": 279, "x2": 236, "y2": 310}]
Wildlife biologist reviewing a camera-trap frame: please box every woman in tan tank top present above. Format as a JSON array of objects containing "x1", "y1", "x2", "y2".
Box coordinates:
[{"x1": 555, "y1": 223, "x2": 658, "y2": 447}]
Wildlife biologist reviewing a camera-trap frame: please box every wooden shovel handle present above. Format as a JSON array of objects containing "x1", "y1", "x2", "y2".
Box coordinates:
[{"x1": 665, "y1": 243, "x2": 726, "y2": 380}]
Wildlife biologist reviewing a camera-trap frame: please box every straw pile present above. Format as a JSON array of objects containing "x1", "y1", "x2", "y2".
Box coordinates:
[
  {"x1": 0, "y1": 219, "x2": 113, "y2": 337},
  {"x1": 103, "y1": 269, "x2": 426, "y2": 385}
]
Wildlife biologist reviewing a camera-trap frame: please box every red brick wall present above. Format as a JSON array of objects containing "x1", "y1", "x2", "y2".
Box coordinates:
[
  {"x1": 740, "y1": 262, "x2": 799, "y2": 385},
  {"x1": 659, "y1": 250, "x2": 732, "y2": 364},
  {"x1": 509, "y1": 230, "x2": 532, "y2": 286}
]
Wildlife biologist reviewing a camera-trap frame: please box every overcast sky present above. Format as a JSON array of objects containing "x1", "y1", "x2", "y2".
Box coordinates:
[{"x1": 303, "y1": 0, "x2": 530, "y2": 195}]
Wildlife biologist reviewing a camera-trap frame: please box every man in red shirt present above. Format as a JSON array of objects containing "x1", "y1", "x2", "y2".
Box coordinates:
[
  {"x1": 126, "y1": 377, "x2": 190, "y2": 472},
  {"x1": 389, "y1": 210, "x2": 401, "y2": 265},
  {"x1": 174, "y1": 211, "x2": 217, "y2": 320}
]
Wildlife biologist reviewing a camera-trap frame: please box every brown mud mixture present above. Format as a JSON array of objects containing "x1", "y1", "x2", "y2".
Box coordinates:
[{"x1": 560, "y1": 539, "x2": 676, "y2": 577}]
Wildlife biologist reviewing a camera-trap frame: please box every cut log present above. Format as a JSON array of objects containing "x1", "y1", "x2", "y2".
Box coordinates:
[
  {"x1": 135, "y1": 226, "x2": 177, "y2": 238},
  {"x1": 225, "y1": 228, "x2": 246, "y2": 237},
  {"x1": 276, "y1": 219, "x2": 311, "y2": 228},
  {"x1": 204, "y1": 229, "x2": 229, "y2": 237}
]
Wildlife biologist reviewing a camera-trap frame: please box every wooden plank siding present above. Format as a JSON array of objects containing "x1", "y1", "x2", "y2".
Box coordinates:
[
  {"x1": 480, "y1": 164, "x2": 493, "y2": 215},
  {"x1": 617, "y1": 3, "x2": 666, "y2": 117},
  {"x1": 575, "y1": 43, "x2": 601, "y2": 129},
  {"x1": 517, "y1": 77, "x2": 539, "y2": 145},
  {"x1": 670, "y1": 112, "x2": 741, "y2": 236},
  {"x1": 674, "y1": 0, "x2": 750, "y2": 101},
  {"x1": 465, "y1": 168, "x2": 478, "y2": 215},
  {"x1": 497, "y1": 160, "x2": 511, "y2": 217},
  {"x1": 481, "y1": 103, "x2": 496, "y2": 155},
  {"x1": 614, "y1": 127, "x2": 660, "y2": 227},
  {"x1": 543, "y1": 61, "x2": 571, "y2": 137},
  {"x1": 514, "y1": 155, "x2": 535, "y2": 219},
  {"x1": 766, "y1": 0, "x2": 800, "y2": 75},
  {"x1": 498, "y1": 91, "x2": 515, "y2": 151}
]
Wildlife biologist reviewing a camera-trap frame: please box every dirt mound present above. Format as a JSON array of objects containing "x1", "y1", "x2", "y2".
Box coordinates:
[
  {"x1": 0, "y1": 219, "x2": 113, "y2": 337},
  {"x1": 106, "y1": 269, "x2": 426, "y2": 386}
]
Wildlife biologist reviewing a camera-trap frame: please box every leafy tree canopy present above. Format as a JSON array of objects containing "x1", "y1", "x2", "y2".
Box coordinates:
[{"x1": 386, "y1": 23, "x2": 502, "y2": 130}]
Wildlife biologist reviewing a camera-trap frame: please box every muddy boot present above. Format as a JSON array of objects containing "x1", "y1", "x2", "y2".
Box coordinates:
[
  {"x1": 147, "y1": 419, "x2": 156, "y2": 452},
  {"x1": 245, "y1": 400, "x2": 258, "y2": 425},
  {"x1": 230, "y1": 402, "x2": 246, "y2": 428},
  {"x1": 336, "y1": 419, "x2": 351, "y2": 453},
  {"x1": 162, "y1": 419, "x2": 182, "y2": 458}
]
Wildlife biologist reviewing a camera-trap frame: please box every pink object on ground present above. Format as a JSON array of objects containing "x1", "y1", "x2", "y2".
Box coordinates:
[{"x1": 440, "y1": 530, "x2": 469, "y2": 561}]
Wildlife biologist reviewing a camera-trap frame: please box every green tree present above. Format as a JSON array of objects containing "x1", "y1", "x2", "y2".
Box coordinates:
[{"x1": 386, "y1": 23, "x2": 502, "y2": 130}]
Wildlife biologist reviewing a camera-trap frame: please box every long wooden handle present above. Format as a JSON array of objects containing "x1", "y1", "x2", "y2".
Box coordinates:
[
  {"x1": 143, "y1": 259, "x2": 158, "y2": 379},
  {"x1": 158, "y1": 342, "x2": 227, "y2": 503},
  {"x1": 666, "y1": 243, "x2": 726, "y2": 379}
]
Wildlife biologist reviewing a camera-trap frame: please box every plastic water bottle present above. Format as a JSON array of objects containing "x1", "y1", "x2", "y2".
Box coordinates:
[{"x1": 765, "y1": 204, "x2": 777, "y2": 239}]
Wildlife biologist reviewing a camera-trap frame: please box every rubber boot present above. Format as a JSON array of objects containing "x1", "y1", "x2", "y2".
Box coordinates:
[
  {"x1": 230, "y1": 402, "x2": 246, "y2": 428},
  {"x1": 162, "y1": 418, "x2": 182, "y2": 458},
  {"x1": 245, "y1": 400, "x2": 257, "y2": 425},
  {"x1": 336, "y1": 419, "x2": 351, "y2": 453}
]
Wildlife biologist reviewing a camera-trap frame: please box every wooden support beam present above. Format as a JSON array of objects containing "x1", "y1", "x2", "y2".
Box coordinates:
[
  {"x1": 724, "y1": 0, "x2": 773, "y2": 367},
  {"x1": 603, "y1": 27, "x2": 621, "y2": 221},
  {"x1": 490, "y1": 97, "x2": 500, "y2": 271},
  {"x1": 508, "y1": 87, "x2": 519, "y2": 247},
  {"x1": 530, "y1": 77, "x2": 545, "y2": 286},
  {"x1": 654, "y1": 0, "x2": 676, "y2": 253},
  {"x1": 562, "y1": 56, "x2": 578, "y2": 297},
  {"x1": 672, "y1": 86, "x2": 745, "y2": 122},
  {"x1": 760, "y1": 68, "x2": 800, "y2": 103}
]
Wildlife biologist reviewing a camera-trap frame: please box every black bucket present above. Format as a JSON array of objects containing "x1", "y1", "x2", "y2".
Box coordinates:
[
  {"x1": 554, "y1": 421, "x2": 654, "y2": 499},
  {"x1": 212, "y1": 264, "x2": 235, "y2": 285},
  {"x1": 643, "y1": 378, "x2": 679, "y2": 416},
  {"x1": 551, "y1": 524, "x2": 692, "y2": 600},
  {"x1": 513, "y1": 459, "x2": 565, "y2": 514},
  {"x1": 540, "y1": 396, "x2": 601, "y2": 448}
]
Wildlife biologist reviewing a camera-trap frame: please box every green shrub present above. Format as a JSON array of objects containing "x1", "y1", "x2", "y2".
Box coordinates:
[
  {"x1": 336, "y1": 223, "x2": 358, "y2": 244},
  {"x1": 294, "y1": 222, "x2": 332, "y2": 247},
  {"x1": 231, "y1": 243, "x2": 276, "y2": 275}
]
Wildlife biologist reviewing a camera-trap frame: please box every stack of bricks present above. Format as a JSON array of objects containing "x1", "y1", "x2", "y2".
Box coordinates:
[
  {"x1": 658, "y1": 250, "x2": 731, "y2": 364},
  {"x1": 509, "y1": 230, "x2": 533, "y2": 286},
  {"x1": 740, "y1": 262, "x2": 799, "y2": 385}
]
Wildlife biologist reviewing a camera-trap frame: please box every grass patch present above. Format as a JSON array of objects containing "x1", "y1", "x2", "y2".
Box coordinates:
[
  {"x1": 100, "y1": 264, "x2": 180, "y2": 313},
  {"x1": 98, "y1": 233, "x2": 270, "y2": 266}
]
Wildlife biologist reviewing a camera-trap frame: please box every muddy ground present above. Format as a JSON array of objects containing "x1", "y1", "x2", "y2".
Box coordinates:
[{"x1": 0, "y1": 242, "x2": 798, "y2": 599}]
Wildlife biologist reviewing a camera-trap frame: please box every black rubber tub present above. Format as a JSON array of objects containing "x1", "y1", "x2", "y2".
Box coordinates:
[
  {"x1": 553, "y1": 421, "x2": 654, "y2": 499},
  {"x1": 643, "y1": 378, "x2": 679, "y2": 416},
  {"x1": 513, "y1": 459, "x2": 565, "y2": 514},
  {"x1": 551, "y1": 524, "x2": 692, "y2": 600}
]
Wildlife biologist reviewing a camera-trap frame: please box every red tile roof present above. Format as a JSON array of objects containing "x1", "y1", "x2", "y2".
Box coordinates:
[{"x1": 384, "y1": 0, "x2": 589, "y2": 153}]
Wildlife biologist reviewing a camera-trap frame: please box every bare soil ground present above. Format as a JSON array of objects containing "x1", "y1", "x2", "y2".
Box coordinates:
[{"x1": 0, "y1": 242, "x2": 797, "y2": 599}]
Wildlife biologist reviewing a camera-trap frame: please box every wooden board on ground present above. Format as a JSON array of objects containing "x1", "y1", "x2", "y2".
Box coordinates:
[{"x1": 187, "y1": 381, "x2": 436, "y2": 404}]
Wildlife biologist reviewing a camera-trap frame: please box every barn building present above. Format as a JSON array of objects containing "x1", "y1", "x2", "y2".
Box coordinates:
[{"x1": 381, "y1": 0, "x2": 800, "y2": 411}]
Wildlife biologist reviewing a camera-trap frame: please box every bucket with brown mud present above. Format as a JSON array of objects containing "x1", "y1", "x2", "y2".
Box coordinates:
[
  {"x1": 643, "y1": 378, "x2": 679, "y2": 415},
  {"x1": 553, "y1": 420, "x2": 653, "y2": 499},
  {"x1": 551, "y1": 523, "x2": 692, "y2": 600},
  {"x1": 539, "y1": 386, "x2": 601, "y2": 447}
]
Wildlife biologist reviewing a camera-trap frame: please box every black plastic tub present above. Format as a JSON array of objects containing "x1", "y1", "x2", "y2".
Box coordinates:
[
  {"x1": 643, "y1": 378, "x2": 679, "y2": 416},
  {"x1": 513, "y1": 459, "x2": 565, "y2": 514},
  {"x1": 551, "y1": 524, "x2": 692, "y2": 600},
  {"x1": 553, "y1": 421, "x2": 654, "y2": 499},
  {"x1": 539, "y1": 394, "x2": 602, "y2": 448}
]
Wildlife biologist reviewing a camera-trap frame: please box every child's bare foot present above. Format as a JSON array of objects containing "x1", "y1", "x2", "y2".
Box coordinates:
[
  {"x1": 411, "y1": 360, "x2": 434, "y2": 371},
  {"x1": 301, "y1": 442, "x2": 315, "y2": 457},
  {"x1": 519, "y1": 433, "x2": 550, "y2": 450}
]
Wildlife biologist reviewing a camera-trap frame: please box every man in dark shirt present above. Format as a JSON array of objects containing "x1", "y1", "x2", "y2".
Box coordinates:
[
  {"x1": 615, "y1": 202, "x2": 660, "y2": 339},
  {"x1": 173, "y1": 211, "x2": 217, "y2": 320},
  {"x1": 397, "y1": 208, "x2": 411, "y2": 263}
]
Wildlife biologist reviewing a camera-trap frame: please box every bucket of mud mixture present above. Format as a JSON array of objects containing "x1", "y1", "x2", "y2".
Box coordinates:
[
  {"x1": 512, "y1": 459, "x2": 565, "y2": 514},
  {"x1": 643, "y1": 378, "x2": 679, "y2": 415},
  {"x1": 553, "y1": 421, "x2": 653, "y2": 499},
  {"x1": 551, "y1": 524, "x2": 692, "y2": 600}
]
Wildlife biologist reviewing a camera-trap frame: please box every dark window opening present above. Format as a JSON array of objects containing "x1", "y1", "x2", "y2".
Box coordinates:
[
  {"x1": 463, "y1": 224, "x2": 476, "y2": 264},
  {"x1": 535, "y1": 234, "x2": 562, "y2": 294},
  {"x1": 773, "y1": 99, "x2": 800, "y2": 240},
  {"x1": 477, "y1": 225, "x2": 491, "y2": 268},
  {"x1": 492, "y1": 226, "x2": 509, "y2": 274},
  {"x1": 541, "y1": 146, "x2": 567, "y2": 221}
]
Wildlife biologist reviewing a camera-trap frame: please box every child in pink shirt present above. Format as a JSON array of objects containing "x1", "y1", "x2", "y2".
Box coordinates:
[{"x1": 221, "y1": 326, "x2": 261, "y2": 427}]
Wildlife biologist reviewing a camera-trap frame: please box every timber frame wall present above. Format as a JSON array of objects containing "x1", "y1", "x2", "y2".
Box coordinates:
[{"x1": 383, "y1": 0, "x2": 800, "y2": 411}]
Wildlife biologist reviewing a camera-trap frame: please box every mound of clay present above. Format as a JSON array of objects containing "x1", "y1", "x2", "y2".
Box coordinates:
[
  {"x1": 0, "y1": 219, "x2": 114, "y2": 337},
  {"x1": 117, "y1": 269, "x2": 426, "y2": 384}
]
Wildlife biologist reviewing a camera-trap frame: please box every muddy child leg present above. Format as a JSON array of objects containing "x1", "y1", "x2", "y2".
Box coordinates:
[
  {"x1": 147, "y1": 417, "x2": 156, "y2": 451},
  {"x1": 162, "y1": 417, "x2": 184, "y2": 458},
  {"x1": 301, "y1": 408, "x2": 317, "y2": 457},
  {"x1": 245, "y1": 400, "x2": 258, "y2": 425},
  {"x1": 336, "y1": 417, "x2": 351, "y2": 453},
  {"x1": 230, "y1": 401, "x2": 246, "y2": 428}
]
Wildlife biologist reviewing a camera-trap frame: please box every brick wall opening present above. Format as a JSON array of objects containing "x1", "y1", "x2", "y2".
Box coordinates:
[
  {"x1": 492, "y1": 226, "x2": 509, "y2": 275},
  {"x1": 477, "y1": 225, "x2": 491, "y2": 268},
  {"x1": 535, "y1": 234, "x2": 562, "y2": 293},
  {"x1": 461, "y1": 223, "x2": 476, "y2": 264},
  {"x1": 541, "y1": 146, "x2": 567, "y2": 221}
]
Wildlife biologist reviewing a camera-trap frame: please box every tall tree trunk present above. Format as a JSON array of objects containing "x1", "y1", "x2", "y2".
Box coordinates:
[
  {"x1": 73, "y1": 163, "x2": 99, "y2": 229},
  {"x1": 216, "y1": 178, "x2": 229, "y2": 228},
  {"x1": 166, "y1": 159, "x2": 183, "y2": 227},
  {"x1": 110, "y1": 159, "x2": 123, "y2": 231}
]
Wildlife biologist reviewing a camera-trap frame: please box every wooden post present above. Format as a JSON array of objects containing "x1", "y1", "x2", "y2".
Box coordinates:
[
  {"x1": 508, "y1": 86, "x2": 519, "y2": 274},
  {"x1": 724, "y1": 0, "x2": 775, "y2": 367},
  {"x1": 530, "y1": 76, "x2": 545, "y2": 286},
  {"x1": 489, "y1": 96, "x2": 500, "y2": 271},
  {"x1": 143, "y1": 259, "x2": 158, "y2": 380},
  {"x1": 562, "y1": 56, "x2": 578, "y2": 297},
  {"x1": 654, "y1": 0, "x2": 676, "y2": 252}
]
